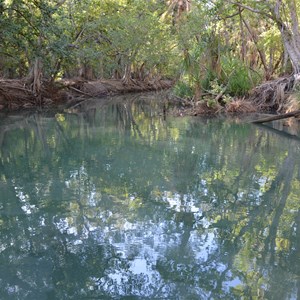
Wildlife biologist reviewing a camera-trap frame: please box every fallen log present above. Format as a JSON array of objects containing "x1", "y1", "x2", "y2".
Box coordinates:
[{"x1": 252, "y1": 110, "x2": 300, "y2": 124}]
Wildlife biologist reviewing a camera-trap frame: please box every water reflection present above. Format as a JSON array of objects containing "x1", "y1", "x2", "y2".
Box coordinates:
[{"x1": 0, "y1": 94, "x2": 300, "y2": 299}]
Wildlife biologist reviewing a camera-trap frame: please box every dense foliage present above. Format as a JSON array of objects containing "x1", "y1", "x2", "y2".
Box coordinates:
[{"x1": 0, "y1": 0, "x2": 300, "y2": 100}]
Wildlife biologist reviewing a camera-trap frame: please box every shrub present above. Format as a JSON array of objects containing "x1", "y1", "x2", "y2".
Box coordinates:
[
  {"x1": 221, "y1": 56, "x2": 261, "y2": 96},
  {"x1": 173, "y1": 81, "x2": 194, "y2": 99}
]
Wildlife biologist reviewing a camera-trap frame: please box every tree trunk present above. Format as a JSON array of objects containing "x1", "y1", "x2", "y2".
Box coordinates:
[
  {"x1": 288, "y1": 0, "x2": 300, "y2": 50},
  {"x1": 122, "y1": 64, "x2": 134, "y2": 85},
  {"x1": 79, "y1": 63, "x2": 94, "y2": 80},
  {"x1": 280, "y1": 30, "x2": 300, "y2": 73},
  {"x1": 273, "y1": 1, "x2": 300, "y2": 73},
  {"x1": 167, "y1": 0, "x2": 191, "y2": 24},
  {"x1": 27, "y1": 57, "x2": 43, "y2": 105},
  {"x1": 231, "y1": 1, "x2": 300, "y2": 74},
  {"x1": 238, "y1": 7, "x2": 246, "y2": 62}
]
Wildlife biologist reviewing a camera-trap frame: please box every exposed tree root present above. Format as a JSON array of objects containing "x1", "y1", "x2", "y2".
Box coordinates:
[
  {"x1": 0, "y1": 79, "x2": 68, "y2": 110},
  {"x1": 225, "y1": 99, "x2": 257, "y2": 113},
  {"x1": 0, "y1": 79, "x2": 36, "y2": 109},
  {"x1": 171, "y1": 75, "x2": 300, "y2": 116},
  {"x1": 248, "y1": 75, "x2": 298, "y2": 112},
  {"x1": 282, "y1": 93, "x2": 300, "y2": 113},
  {"x1": 60, "y1": 77, "x2": 172, "y2": 94},
  {"x1": 0, "y1": 78, "x2": 173, "y2": 111}
]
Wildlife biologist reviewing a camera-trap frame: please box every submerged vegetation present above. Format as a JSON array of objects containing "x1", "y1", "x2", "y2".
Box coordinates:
[{"x1": 0, "y1": 0, "x2": 300, "y2": 112}]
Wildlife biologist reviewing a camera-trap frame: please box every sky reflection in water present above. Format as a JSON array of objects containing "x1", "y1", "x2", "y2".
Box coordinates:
[{"x1": 0, "y1": 94, "x2": 300, "y2": 299}]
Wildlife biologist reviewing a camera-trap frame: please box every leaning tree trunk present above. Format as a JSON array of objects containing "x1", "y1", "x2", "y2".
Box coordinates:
[
  {"x1": 231, "y1": 1, "x2": 300, "y2": 74},
  {"x1": 242, "y1": 16, "x2": 271, "y2": 79},
  {"x1": 277, "y1": 24, "x2": 300, "y2": 74},
  {"x1": 273, "y1": 0, "x2": 300, "y2": 74}
]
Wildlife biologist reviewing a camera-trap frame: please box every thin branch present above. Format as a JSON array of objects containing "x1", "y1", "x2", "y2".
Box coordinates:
[
  {"x1": 11, "y1": 8, "x2": 41, "y2": 36},
  {"x1": 217, "y1": 10, "x2": 242, "y2": 21},
  {"x1": 241, "y1": 16, "x2": 270, "y2": 76},
  {"x1": 227, "y1": 1, "x2": 274, "y2": 20}
]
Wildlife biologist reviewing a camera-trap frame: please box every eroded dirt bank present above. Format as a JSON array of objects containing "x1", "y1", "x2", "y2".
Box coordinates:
[
  {"x1": 0, "y1": 78, "x2": 173, "y2": 111},
  {"x1": 1, "y1": 75, "x2": 300, "y2": 119}
]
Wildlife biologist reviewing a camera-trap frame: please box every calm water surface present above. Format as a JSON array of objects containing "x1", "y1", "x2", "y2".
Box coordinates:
[{"x1": 0, "y1": 94, "x2": 300, "y2": 299}]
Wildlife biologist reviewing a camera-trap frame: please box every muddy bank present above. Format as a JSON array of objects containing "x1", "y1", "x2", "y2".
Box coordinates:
[{"x1": 0, "y1": 78, "x2": 173, "y2": 111}]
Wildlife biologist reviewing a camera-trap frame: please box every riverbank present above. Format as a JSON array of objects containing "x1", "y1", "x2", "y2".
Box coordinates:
[
  {"x1": 172, "y1": 75, "x2": 300, "y2": 116},
  {"x1": 0, "y1": 78, "x2": 173, "y2": 111},
  {"x1": 1, "y1": 75, "x2": 300, "y2": 118}
]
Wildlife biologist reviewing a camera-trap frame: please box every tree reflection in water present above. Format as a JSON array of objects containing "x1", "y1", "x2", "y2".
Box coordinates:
[{"x1": 0, "y1": 94, "x2": 300, "y2": 299}]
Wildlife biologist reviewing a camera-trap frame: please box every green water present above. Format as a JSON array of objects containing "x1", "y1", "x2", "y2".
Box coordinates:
[{"x1": 0, "y1": 94, "x2": 300, "y2": 299}]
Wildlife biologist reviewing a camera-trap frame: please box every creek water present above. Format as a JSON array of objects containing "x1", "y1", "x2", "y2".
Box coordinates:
[{"x1": 0, "y1": 93, "x2": 300, "y2": 299}]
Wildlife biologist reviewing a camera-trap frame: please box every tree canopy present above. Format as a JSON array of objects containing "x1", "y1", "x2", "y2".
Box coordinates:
[{"x1": 0, "y1": 0, "x2": 300, "y2": 103}]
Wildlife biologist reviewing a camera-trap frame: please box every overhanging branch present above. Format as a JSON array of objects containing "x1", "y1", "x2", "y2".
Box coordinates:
[{"x1": 227, "y1": 1, "x2": 274, "y2": 20}]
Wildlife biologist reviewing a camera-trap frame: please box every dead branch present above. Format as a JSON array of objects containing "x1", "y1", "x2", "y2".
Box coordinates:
[{"x1": 252, "y1": 110, "x2": 300, "y2": 123}]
